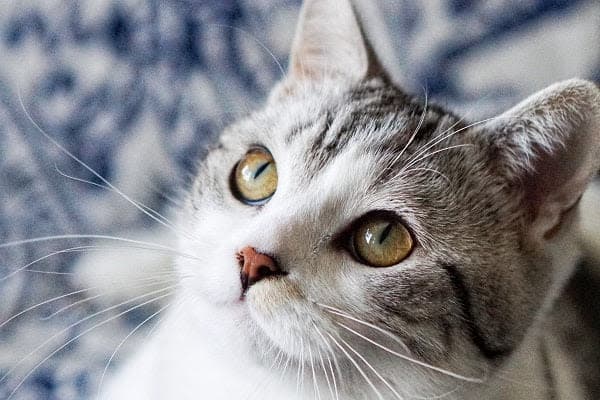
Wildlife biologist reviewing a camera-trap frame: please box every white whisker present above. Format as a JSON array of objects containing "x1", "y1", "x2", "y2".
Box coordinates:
[
  {"x1": 209, "y1": 24, "x2": 285, "y2": 78},
  {"x1": 7, "y1": 291, "x2": 172, "y2": 399},
  {"x1": 54, "y1": 164, "x2": 182, "y2": 230},
  {"x1": 0, "y1": 287, "x2": 96, "y2": 329},
  {"x1": 402, "y1": 168, "x2": 451, "y2": 184},
  {"x1": 0, "y1": 244, "x2": 191, "y2": 281},
  {"x1": 307, "y1": 341, "x2": 322, "y2": 400},
  {"x1": 17, "y1": 88, "x2": 197, "y2": 243},
  {"x1": 0, "y1": 234, "x2": 199, "y2": 260},
  {"x1": 0, "y1": 285, "x2": 177, "y2": 386},
  {"x1": 299, "y1": 336, "x2": 305, "y2": 396},
  {"x1": 96, "y1": 302, "x2": 172, "y2": 400},
  {"x1": 383, "y1": 89, "x2": 429, "y2": 173},
  {"x1": 316, "y1": 303, "x2": 410, "y2": 354},
  {"x1": 317, "y1": 346, "x2": 335, "y2": 400},
  {"x1": 41, "y1": 279, "x2": 175, "y2": 321},
  {"x1": 403, "y1": 116, "x2": 467, "y2": 167},
  {"x1": 338, "y1": 336, "x2": 403, "y2": 400},
  {"x1": 399, "y1": 144, "x2": 475, "y2": 176},
  {"x1": 336, "y1": 322, "x2": 484, "y2": 383},
  {"x1": 312, "y1": 322, "x2": 342, "y2": 397},
  {"x1": 324, "y1": 330, "x2": 385, "y2": 400},
  {"x1": 22, "y1": 270, "x2": 74, "y2": 275}
]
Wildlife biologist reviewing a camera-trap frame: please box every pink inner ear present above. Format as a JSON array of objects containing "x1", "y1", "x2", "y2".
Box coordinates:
[
  {"x1": 489, "y1": 80, "x2": 600, "y2": 243},
  {"x1": 523, "y1": 124, "x2": 598, "y2": 241}
]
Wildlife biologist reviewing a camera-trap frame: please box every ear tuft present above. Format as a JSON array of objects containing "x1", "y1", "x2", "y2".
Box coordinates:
[
  {"x1": 287, "y1": 0, "x2": 383, "y2": 82},
  {"x1": 487, "y1": 79, "x2": 600, "y2": 242}
]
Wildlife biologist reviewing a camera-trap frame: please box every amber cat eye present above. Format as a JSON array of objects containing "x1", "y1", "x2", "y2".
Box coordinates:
[
  {"x1": 352, "y1": 215, "x2": 413, "y2": 267},
  {"x1": 231, "y1": 147, "x2": 278, "y2": 205}
]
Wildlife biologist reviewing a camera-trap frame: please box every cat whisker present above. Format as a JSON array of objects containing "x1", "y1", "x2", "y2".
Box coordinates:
[
  {"x1": 327, "y1": 352, "x2": 340, "y2": 400},
  {"x1": 0, "y1": 274, "x2": 178, "y2": 330},
  {"x1": 401, "y1": 113, "x2": 523, "y2": 175},
  {"x1": 316, "y1": 345, "x2": 335, "y2": 400},
  {"x1": 0, "y1": 286, "x2": 97, "y2": 329},
  {"x1": 402, "y1": 113, "x2": 492, "y2": 169},
  {"x1": 336, "y1": 321, "x2": 484, "y2": 383},
  {"x1": 396, "y1": 113, "x2": 510, "y2": 181},
  {"x1": 0, "y1": 245, "x2": 102, "y2": 281},
  {"x1": 402, "y1": 168, "x2": 451, "y2": 184},
  {"x1": 209, "y1": 24, "x2": 285, "y2": 78},
  {"x1": 312, "y1": 322, "x2": 342, "y2": 394},
  {"x1": 402, "y1": 116, "x2": 467, "y2": 168},
  {"x1": 397, "y1": 143, "x2": 475, "y2": 180},
  {"x1": 96, "y1": 302, "x2": 172, "y2": 400},
  {"x1": 312, "y1": 324, "x2": 340, "y2": 400},
  {"x1": 40, "y1": 278, "x2": 176, "y2": 322},
  {"x1": 0, "y1": 234, "x2": 200, "y2": 260},
  {"x1": 316, "y1": 303, "x2": 485, "y2": 383},
  {"x1": 307, "y1": 341, "x2": 322, "y2": 400},
  {"x1": 272, "y1": 348, "x2": 284, "y2": 370},
  {"x1": 383, "y1": 89, "x2": 429, "y2": 174},
  {"x1": 17, "y1": 89, "x2": 198, "y2": 244},
  {"x1": 338, "y1": 335, "x2": 403, "y2": 400},
  {"x1": 54, "y1": 163, "x2": 109, "y2": 190},
  {"x1": 278, "y1": 350, "x2": 293, "y2": 392},
  {"x1": 22, "y1": 269, "x2": 74, "y2": 275},
  {"x1": 299, "y1": 336, "x2": 306, "y2": 396},
  {"x1": 151, "y1": 186, "x2": 184, "y2": 209},
  {"x1": 0, "y1": 284, "x2": 177, "y2": 387},
  {"x1": 0, "y1": 243, "x2": 190, "y2": 281},
  {"x1": 6, "y1": 290, "x2": 173, "y2": 400},
  {"x1": 316, "y1": 303, "x2": 411, "y2": 354},
  {"x1": 54, "y1": 164, "x2": 182, "y2": 232},
  {"x1": 294, "y1": 338, "x2": 302, "y2": 395},
  {"x1": 323, "y1": 329, "x2": 385, "y2": 400}
]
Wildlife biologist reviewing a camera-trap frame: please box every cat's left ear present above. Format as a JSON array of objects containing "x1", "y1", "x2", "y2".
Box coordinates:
[
  {"x1": 487, "y1": 79, "x2": 600, "y2": 243},
  {"x1": 285, "y1": 0, "x2": 384, "y2": 84}
]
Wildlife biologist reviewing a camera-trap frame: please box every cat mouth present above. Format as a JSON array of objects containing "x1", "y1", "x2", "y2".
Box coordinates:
[{"x1": 238, "y1": 273, "x2": 287, "y2": 301}]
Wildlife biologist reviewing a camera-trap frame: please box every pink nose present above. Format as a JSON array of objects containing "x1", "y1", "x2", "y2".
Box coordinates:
[{"x1": 237, "y1": 246, "x2": 281, "y2": 293}]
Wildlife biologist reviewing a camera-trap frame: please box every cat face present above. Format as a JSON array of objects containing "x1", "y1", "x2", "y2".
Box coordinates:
[
  {"x1": 178, "y1": 77, "x2": 519, "y2": 388},
  {"x1": 176, "y1": 0, "x2": 600, "y2": 396}
]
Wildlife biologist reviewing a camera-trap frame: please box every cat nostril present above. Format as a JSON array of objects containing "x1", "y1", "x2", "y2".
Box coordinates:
[
  {"x1": 238, "y1": 246, "x2": 281, "y2": 294},
  {"x1": 256, "y1": 265, "x2": 273, "y2": 277}
]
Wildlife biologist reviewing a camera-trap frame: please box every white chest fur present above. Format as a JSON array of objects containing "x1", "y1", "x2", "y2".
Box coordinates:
[{"x1": 101, "y1": 299, "x2": 306, "y2": 400}]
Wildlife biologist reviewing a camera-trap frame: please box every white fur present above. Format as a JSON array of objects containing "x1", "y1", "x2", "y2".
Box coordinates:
[{"x1": 99, "y1": 1, "x2": 600, "y2": 399}]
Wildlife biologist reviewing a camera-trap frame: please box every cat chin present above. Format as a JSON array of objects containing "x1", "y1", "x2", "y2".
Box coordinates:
[{"x1": 179, "y1": 275, "x2": 332, "y2": 363}]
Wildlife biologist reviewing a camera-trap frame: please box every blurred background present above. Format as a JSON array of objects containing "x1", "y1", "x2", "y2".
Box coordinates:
[{"x1": 0, "y1": 0, "x2": 598, "y2": 398}]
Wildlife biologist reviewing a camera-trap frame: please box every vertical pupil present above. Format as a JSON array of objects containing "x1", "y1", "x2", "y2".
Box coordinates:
[
  {"x1": 378, "y1": 223, "x2": 393, "y2": 244},
  {"x1": 253, "y1": 161, "x2": 270, "y2": 179}
]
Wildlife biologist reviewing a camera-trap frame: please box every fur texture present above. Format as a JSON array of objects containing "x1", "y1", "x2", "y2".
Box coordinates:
[{"x1": 102, "y1": 1, "x2": 600, "y2": 399}]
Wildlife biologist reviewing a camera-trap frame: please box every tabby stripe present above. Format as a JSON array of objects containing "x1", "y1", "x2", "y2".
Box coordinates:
[
  {"x1": 285, "y1": 117, "x2": 322, "y2": 144},
  {"x1": 441, "y1": 264, "x2": 511, "y2": 360},
  {"x1": 308, "y1": 112, "x2": 334, "y2": 156}
]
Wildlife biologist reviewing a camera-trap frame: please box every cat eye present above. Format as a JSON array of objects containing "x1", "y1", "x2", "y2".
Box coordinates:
[
  {"x1": 231, "y1": 147, "x2": 278, "y2": 205},
  {"x1": 352, "y1": 215, "x2": 413, "y2": 267}
]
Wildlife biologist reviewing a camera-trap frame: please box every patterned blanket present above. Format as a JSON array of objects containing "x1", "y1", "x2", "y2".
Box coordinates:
[{"x1": 0, "y1": 1, "x2": 598, "y2": 398}]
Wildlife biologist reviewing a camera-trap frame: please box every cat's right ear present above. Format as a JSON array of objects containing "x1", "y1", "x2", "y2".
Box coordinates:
[
  {"x1": 486, "y1": 79, "x2": 600, "y2": 245},
  {"x1": 276, "y1": 0, "x2": 384, "y2": 93}
]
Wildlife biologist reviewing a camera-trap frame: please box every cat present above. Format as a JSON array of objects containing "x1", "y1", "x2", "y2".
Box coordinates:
[{"x1": 100, "y1": 0, "x2": 600, "y2": 399}]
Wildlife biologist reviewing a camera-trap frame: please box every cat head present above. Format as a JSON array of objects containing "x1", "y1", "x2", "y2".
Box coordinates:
[{"x1": 177, "y1": 0, "x2": 600, "y2": 396}]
